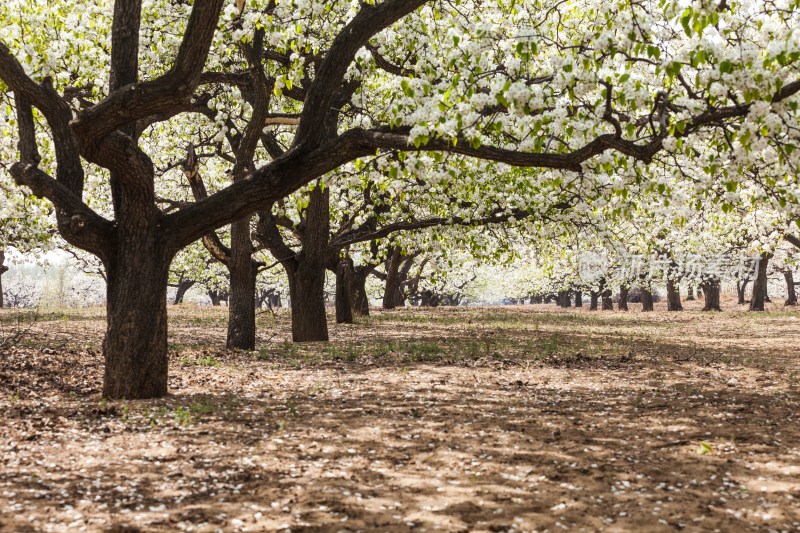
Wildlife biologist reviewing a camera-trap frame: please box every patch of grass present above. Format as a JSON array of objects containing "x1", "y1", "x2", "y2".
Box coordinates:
[{"x1": 179, "y1": 354, "x2": 221, "y2": 367}]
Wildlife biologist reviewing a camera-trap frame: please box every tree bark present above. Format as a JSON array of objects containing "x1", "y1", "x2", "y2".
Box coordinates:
[
  {"x1": 784, "y1": 271, "x2": 797, "y2": 306},
  {"x1": 0, "y1": 250, "x2": 7, "y2": 308},
  {"x1": 737, "y1": 278, "x2": 750, "y2": 305},
  {"x1": 641, "y1": 288, "x2": 654, "y2": 311},
  {"x1": 172, "y1": 279, "x2": 195, "y2": 304},
  {"x1": 557, "y1": 290, "x2": 571, "y2": 308},
  {"x1": 686, "y1": 284, "x2": 695, "y2": 301},
  {"x1": 749, "y1": 252, "x2": 771, "y2": 311},
  {"x1": 701, "y1": 278, "x2": 721, "y2": 311},
  {"x1": 666, "y1": 279, "x2": 683, "y2": 311},
  {"x1": 574, "y1": 290, "x2": 583, "y2": 307},
  {"x1": 351, "y1": 266, "x2": 372, "y2": 316},
  {"x1": 382, "y1": 247, "x2": 404, "y2": 309},
  {"x1": 601, "y1": 290, "x2": 613, "y2": 310},
  {"x1": 103, "y1": 241, "x2": 171, "y2": 400},
  {"x1": 335, "y1": 257, "x2": 354, "y2": 324},
  {"x1": 287, "y1": 260, "x2": 328, "y2": 341},
  {"x1": 589, "y1": 291, "x2": 599, "y2": 310},
  {"x1": 618, "y1": 286, "x2": 628, "y2": 311},
  {"x1": 226, "y1": 217, "x2": 257, "y2": 350}
]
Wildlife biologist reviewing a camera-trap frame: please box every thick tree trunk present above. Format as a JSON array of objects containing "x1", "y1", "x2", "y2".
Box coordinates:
[
  {"x1": 749, "y1": 252, "x2": 771, "y2": 311},
  {"x1": 382, "y1": 247, "x2": 405, "y2": 310},
  {"x1": 701, "y1": 278, "x2": 721, "y2": 311},
  {"x1": 601, "y1": 290, "x2": 613, "y2": 310},
  {"x1": 0, "y1": 250, "x2": 7, "y2": 308},
  {"x1": 172, "y1": 279, "x2": 195, "y2": 305},
  {"x1": 335, "y1": 258, "x2": 354, "y2": 324},
  {"x1": 618, "y1": 286, "x2": 629, "y2": 311},
  {"x1": 666, "y1": 279, "x2": 683, "y2": 311},
  {"x1": 351, "y1": 266, "x2": 371, "y2": 317},
  {"x1": 574, "y1": 291, "x2": 583, "y2": 307},
  {"x1": 557, "y1": 290, "x2": 570, "y2": 308},
  {"x1": 641, "y1": 288, "x2": 654, "y2": 311},
  {"x1": 686, "y1": 284, "x2": 696, "y2": 301},
  {"x1": 589, "y1": 291, "x2": 599, "y2": 310},
  {"x1": 226, "y1": 218, "x2": 257, "y2": 350},
  {"x1": 208, "y1": 290, "x2": 224, "y2": 306},
  {"x1": 544, "y1": 294, "x2": 553, "y2": 304},
  {"x1": 784, "y1": 271, "x2": 797, "y2": 306},
  {"x1": 532, "y1": 295, "x2": 542, "y2": 304},
  {"x1": 103, "y1": 242, "x2": 171, "y2": 400},
  {"x1": 287, "y1": 261, "x2": 328, "y2": 341}
]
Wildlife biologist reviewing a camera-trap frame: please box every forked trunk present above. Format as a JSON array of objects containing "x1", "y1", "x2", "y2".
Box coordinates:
[
  {"x1": 287, "y1": 260, "x2": 328, "y2": 342},
  {"x1": 784, "y1": 271, "x2": 797, "y2": 306},
  {"x1": 226, "y1": 217, "x2": 257, "y2": 350},
  {"x1": 701, "y1": 278, "x2": 721, "y2": 311},
  {"x1": 666, "y1": 279, "x2": 683, "y2": 311},
  {"x1": 749, "y1": 252, "x2": 771, "y2": 311},
  {"x1": 618, "y1": 286, "x2": 628, "y2": 311},
  {"x1": 103, "y1": 241, "x2": 171, "y2": 400},
  {"x1": 737, "y1": 279, "x2": 749, "y2": 305}
]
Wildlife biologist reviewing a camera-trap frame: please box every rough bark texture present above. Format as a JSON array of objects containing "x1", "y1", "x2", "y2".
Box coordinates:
[
  {"x1": 589, "y1": 291, "x2": 599, "y2": 311},
  {"x1": 103, "y1": 242, "x2": 171, "y2": 399},
  {"x1": 666, "y1": 279, "x2": 683, "y2": 311},
  {"x1": 618, "y1": 286, "x2": 629, "y2": 311},
  {"x1": 0, "y1": 250, "x2": 7, "y2": 308},
  {"x1": 226, "y1": 217, "x2": 257, "y2": 350},
  {"x1": 749, "y1": 252, "x2": 771, "y2": 312},
  {"x1": 382, "y1": 247, "x2": 404, "y2": 310},
  {"x1": 640, "y1": 285, "x2": 653, "y2": 311},
  {"x1": 351, "y1": 266, "x2": 372, "y2": 316},
  {"x1": 701, "y1": 278, "x2": 721, "y2": 311},
  {"x1": 574, "y1": 291, "x2": 583, "y2": 307},
  {"x1": 784, "y1": 271, "x2": 797, "y2": 306},
  {"x1": 335, "y1": 258, "x2": 354, "y2": 324}
]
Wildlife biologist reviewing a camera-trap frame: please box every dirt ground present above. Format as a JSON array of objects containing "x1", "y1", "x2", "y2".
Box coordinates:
[{"x1": 1, "y1": 299, "x2": 799, "y2": 532}]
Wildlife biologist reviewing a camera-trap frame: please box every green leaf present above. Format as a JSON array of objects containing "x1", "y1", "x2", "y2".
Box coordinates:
[{"x1": 697, "y1": 441, "x2": 713, "y2": 455}]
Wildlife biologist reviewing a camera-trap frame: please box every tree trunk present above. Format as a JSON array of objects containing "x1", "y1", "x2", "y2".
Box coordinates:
[
  {"x1": 532, "y1": 295, "x2": 542, "y2": 304},
  {"x1": 666, "y1": 279, "x2": 683, "y2": 311},
  {"x1": 784, "y1": 271, "x2": 797, "y2": 306},
  {"x1": 618, "y1": 286, "x2": 628, "y2": 311},
  {"x1": 574, "y1": 290, "x2": 583, "y2": 307},
  {"x1": 382, "y1": 247, "x2": 406, "y2": 309},
  {"x1": 173, "y1": 279, "x2": 195, "y2": 305},
  {"x1": 287, "y1": 261, "x2": 328, "y2": 341},
  {"x1": 601, "y1": 290, "x2": 613, "y2": 310},
  {"x1": 351, "y1": 266, "x2": 371, "y2": 317},
  {"x1": 686, "y1": 284, "x2": 695, "y2": 301},
  {"x1": 0, "y1": 250, "x2": 7, "y2": 308},
  {"x1": 589, "y1": 291, "x2": 599, "y2": 310},
  {"x1": 208, "y1": 290, "x2": 224, "y2": 306},
  {"x1": 641, "y1": 288, "x2": 654, "y2": 311},
  {"x1": 701, "y1": 278, "x2": 721, "y2": 311},
  {"x1": 737, "y1": 279, "x2": 750, "y2": 305},
  {"x1": 103, "y1": 243, "x2": 171, "y2": 400},
  {"x1": 557, "y1": 290, "x2": 570, "y2": 308},
  {"x1": 749, "y1": 252, "x2": 771, "y2": 311},
  {"x1": 335, "y1": 258, "x2": 354, "y2": 324},
  {"x1": 226, "y1": 218, "x2": 257, "y2": 350}
]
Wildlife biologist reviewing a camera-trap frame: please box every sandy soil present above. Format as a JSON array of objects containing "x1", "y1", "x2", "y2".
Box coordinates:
[{"x1": 0, "y1": 301, "x2": 798, "y2": 532}]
